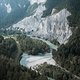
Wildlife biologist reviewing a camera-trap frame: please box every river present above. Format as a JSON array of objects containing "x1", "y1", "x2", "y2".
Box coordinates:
[{"x1": 20, "y1": 36, "x2": 58, "y2": 69}]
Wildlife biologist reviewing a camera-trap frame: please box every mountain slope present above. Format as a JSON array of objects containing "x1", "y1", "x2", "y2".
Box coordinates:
[
  {"x1": 11, "y1": 1, "x2": 72, "y2": 44},
  {"x1": 43, "y1": 0, "x2": 80, "y2": 27},
  {"x1": 0, "y1": 0, "x2": 30, "y2": 28}
]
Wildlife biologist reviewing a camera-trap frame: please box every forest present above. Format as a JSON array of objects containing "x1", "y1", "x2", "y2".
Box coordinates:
[{"x1": 17, "y1": 35, "x2": 50, "y2": 55}]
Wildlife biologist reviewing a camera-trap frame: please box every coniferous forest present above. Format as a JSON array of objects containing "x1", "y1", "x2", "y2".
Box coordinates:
[{"x1": 0, "y1": 0, "x2": 80, "y2": 80}]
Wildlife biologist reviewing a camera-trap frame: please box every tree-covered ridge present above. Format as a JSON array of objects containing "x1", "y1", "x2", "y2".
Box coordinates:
[
  {"x1": 42, "y1": 0, "x2": 64, "y2": 17},
  {"x1": 35, "y1": 63, "x2": 80, "y2": 80},
  {"x1": 0, "y1": 55, "x2": 48, "y2": 80},
  {"x1": 0, "y1": 35, "x2": 18, "y2": 59},
  {"x1": 42, "y1": 0, "x2": 80, "y2": 27},
  {"x1": 67, "y1": 0, "x2": 80, "y2": 27},
  {"x1": 17, "y1": 35, "x2": 50, "y2": 55},
  {"x1": 53, "y1": 27, "x2": 80, "y2": 77},
  {"x1": 43, "y1": 0, "x2": 80, "y2": 79},
  {"x1": 0, "y1": 35, "x2": 48, "y2": 80}
]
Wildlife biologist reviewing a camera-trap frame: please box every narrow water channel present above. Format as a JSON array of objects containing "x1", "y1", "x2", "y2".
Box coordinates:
[{"x1": 20, "y1": 36, "x2": 58, "y2": 69}]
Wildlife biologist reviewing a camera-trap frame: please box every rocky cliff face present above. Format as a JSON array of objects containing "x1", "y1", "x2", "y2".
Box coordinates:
[{"x1": 11, "y1": 0, "x2": 72, "y2": 44}]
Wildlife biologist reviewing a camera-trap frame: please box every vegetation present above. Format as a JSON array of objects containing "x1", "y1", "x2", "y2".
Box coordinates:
[
  {"x1": 53, "y1": 27, "x2": 80, "y2": 77},
  {"x1": 17, "y1": 35, "x2": 50, "y2": 55},
  {"x1": 0, "y1": 55, "x2": 48, "y2": 80},
  {"x1": 0, "y1": 35, "x2": 18, "y2": 59},
  {"x1": 36, "y1": 63, "x2": 79, "y2": 80},
  {"x1": 42, "y1": 0, "x2": 80, "y2": 28},
  {"x1": 67, "y1": 0, "x2": 80, "y2": 27},
  {"x1": 42, "y1": 0, "x2": 64, "y2": 17},
  {"x1": 0, "y1": 0, "x2": 80, "y2": 79},
  {"x1": 43, "y1": 0, "x2": 80, "y2": 78},
  {"x1": 0, "y1": 35, "x2": 48, "y2": 80},
  {"x1": 50, "y1": 39, "x2": 60, "y2": 46}
]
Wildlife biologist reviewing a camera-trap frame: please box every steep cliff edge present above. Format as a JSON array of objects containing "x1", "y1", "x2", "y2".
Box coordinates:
[{"x1": 10, "y1": 0, "x2": 72, "y2": 44}]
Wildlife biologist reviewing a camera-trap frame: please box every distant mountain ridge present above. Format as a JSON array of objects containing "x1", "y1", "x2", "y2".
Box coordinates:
[
  {"x1": 0, "y1": 0, "x2": 80, "y2": 28},
  {"x1": 0, "y1": 0, "x2": 30, "y2": 28}
]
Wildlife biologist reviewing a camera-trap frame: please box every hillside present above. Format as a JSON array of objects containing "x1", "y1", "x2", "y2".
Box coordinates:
[{"x1": 0, "y1": 0, "x2": 80, "y2": 80}]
